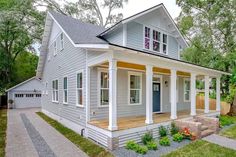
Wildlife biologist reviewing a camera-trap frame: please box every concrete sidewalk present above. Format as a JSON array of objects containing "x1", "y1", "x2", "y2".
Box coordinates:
[{"x1": 6, "y1": 108, "x2": 88, "y2": 157}]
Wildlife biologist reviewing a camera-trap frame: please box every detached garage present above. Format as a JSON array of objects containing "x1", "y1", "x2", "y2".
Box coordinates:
[{"x1": 7, "y1": 77, "x2": 43, "y2": 109}]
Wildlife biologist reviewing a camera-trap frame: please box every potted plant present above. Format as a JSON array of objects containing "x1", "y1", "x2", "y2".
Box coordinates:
[{"x1": 8, "y1": 99, "x2": 14, "y2": 109}]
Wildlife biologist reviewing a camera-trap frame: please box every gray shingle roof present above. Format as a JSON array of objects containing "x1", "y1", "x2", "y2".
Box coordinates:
[{"x1": 49, "y1": 11, "x2": 107, "y2": 44}]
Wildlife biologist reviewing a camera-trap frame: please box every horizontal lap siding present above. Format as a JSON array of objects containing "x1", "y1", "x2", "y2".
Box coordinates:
[
  {"x1": 41, "y1": 25, "x2": 86, "y2": 126},
  {"x1": 104, "y1": 26, "x2": 123, "y2": 45},
  {"x1": 127, "y1": 22, "x2": 143, "y2": 50}
]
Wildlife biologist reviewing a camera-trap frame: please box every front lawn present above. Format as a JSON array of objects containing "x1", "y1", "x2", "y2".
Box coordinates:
[
  {"x1": 219, "y1": 115, "x2": 236, "y2": 127},
  {"x1": 163, "y1": 140, "x2": 236, "y2": 157},
  {"x1": 36, "y1": 112, "x2": 113, "y2": 157},
  {"x1": 220, "y1": 125, "x2": 236, "y2": 140},
  {"x1": 0, "y1": 109, "x2": 7, "y2": 157}
]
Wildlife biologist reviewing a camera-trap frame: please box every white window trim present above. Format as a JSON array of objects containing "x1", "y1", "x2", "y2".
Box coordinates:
[
  {"x1": 53, "y1": 41, "x2": 57, "y2": 56},
  {"x1": 63, "y1": 76, "x2": 68, "y2": 104},
  {"x1": 143, "y1": 25, "x2": 168, "y2": 55},
  {"x1": 128, "y1": 71, "x2": 143, "y2": 106},
  {"x1": 97, "y1": 68, "x2": 109, "y2": 107},
  {"x1": 52, "y1": 79, "x2": 59, "y2": 103},
  {"x1": 184, "y1": 78, "x2": 191, "y2": 102},
  {"x1": 76, "y1": 70, "x2": 84, "y2": 107},
  {"x1": 60, "y1": 33, "x2": 64, "y2": 51}
]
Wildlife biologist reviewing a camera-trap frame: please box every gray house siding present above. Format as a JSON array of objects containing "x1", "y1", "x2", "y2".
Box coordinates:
[
  {"x1": 103, "y1": 26, "x2": 123, "y2": 46},
  {"x1": 126, "y1": 22, "x2": 143, "y2": 50},
  {"x1": 41, "y1": 23, "x2": 87, "y2": 127}
]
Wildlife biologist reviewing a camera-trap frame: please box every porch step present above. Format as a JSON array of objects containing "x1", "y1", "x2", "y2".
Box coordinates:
[
  {"x1": 201, "y1": 125, "x2": 209, "y2": 131},
  {"x1": 201, "y1": 129, "x2": 215, "y2": 138}
]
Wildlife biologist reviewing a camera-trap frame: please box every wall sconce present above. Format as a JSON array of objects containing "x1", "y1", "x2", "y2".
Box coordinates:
[{"x1": 165, "y1": 81, "x2": 168, "y2": 87}]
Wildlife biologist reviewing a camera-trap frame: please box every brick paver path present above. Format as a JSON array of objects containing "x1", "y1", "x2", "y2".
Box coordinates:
[
  {"x1": 203, "y1": 134, "x2": 236, "y2": 150},
  {"x1": 6, "y1": 108, "x2": 88, "y2": 157}
]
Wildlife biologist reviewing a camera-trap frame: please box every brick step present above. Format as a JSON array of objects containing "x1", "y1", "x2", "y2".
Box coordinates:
[
  {"x1": 201, "y1": 129, "x2": 214, "y2": 138},
  {"x1": 201, "y1": 125, "x2": 209, "y2": 131}
]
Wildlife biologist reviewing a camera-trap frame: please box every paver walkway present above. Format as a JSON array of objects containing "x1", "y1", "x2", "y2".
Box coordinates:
[
  {"x1": 203, "y1": 134, "x2": 236, "y2": 150},
  {"x1": 6, "y1": 108, "x2": 88, "y2": 157}
]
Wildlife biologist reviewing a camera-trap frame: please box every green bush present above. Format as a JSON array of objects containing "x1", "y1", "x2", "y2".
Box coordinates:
[
  {"x1": 170, "y1": 122, "x2": 179, "y2": 135},
  {"x1": 159, "y1": 126, "x2": 168, "y2": 137},
  {"x1": 141, "y1": 132, "x2": 153, "y2": 145},
  {"x1": 125, "y1": 140, "x2": 139, "y2": 150},
  {"x1": 135, "y1": 145, "x2": 148, "y2": 154},
  {"x1": 159, "y1": 136, "x2": 171, "y2": 146},
  {"x1": 146, "y1": 141, "x2": 158, "y2": 150},
  {"x1": 173, "y1": 133, "x2": 184, "y2": 142},
  {"x1": 219, "y1": 115, "x2": 234, "y2": 127}
]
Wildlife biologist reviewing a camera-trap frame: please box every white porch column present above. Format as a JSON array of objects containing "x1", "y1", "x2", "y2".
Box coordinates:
[
  {"x1": 204, "y1": 75, "x2": 210, "y2": 113},
  {"x1": 170, "y1": 69, "x2": 177, "y2": 119},
  {"x1": 145, "y1": 65, "x2": 153, "y2": 124},
  {"x1": 190, "y1": 73, "x2": 196, "y2": 116},
  {"x1": 216, "y1": 77, "x2": 221, "y2": 112},
  {"x1": 108, "y1": 59, "x2": 118, "y2": 131}
]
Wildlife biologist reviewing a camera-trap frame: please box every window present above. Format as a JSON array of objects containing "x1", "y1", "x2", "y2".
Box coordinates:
[
  {"x1": 76, "y1": 72, "x2": 83, "y2": 106},
  {"x1": 15, "y1": 94, "x2": 24, "y2": 97},
  {"x1": 52, "y1": 80, "x2": 58, "y2": 102},
  {"x1": 153, "y1": 30, "x2": 161, "y2": 52},
  {"x1": 26, "y1": 94, "x2": 34, "y2": 97},
  {"x1": 128, "y1": 72, "x2": 142, "y2": 105},
  {"x1": 63, "y1": 77, "x2": 68, "y2": 104},
  {"x1": 144, "y1": 27, "x2": 151, "y2": 49},
  {"x1": 98, "y1": 70, "x2": 109, "y2": 106},
  {"x1": 36, "y1": 94, "x2": 41, "y2": 97},
  {"x1": 184, "y1": 79, "x2": 190, "y2": 102},
  {"x1": 53, "y1": 41, "x2": 57, "y2": 56},
  {"x1": 162, "y1": 34, "x2": 167, "y2": 54},
  {"x1": 60, "y1": 33, "x2": 64, "y2": 50}
]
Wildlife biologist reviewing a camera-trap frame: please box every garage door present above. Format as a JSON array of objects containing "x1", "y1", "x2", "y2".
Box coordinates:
[{"x1": 14, "y1": 93, "x2": 41, "y2": 108}]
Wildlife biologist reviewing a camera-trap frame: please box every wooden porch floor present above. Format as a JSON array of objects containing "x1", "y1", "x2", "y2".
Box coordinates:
[{"x1": 89, "y1": 110, "x2": 215, "y2": 131}]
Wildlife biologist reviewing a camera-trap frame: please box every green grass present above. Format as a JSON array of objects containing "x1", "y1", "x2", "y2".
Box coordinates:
[
  {"x1": 163, "y1": 140, "x2": 236, "y2": 157},
  {"x1": 219, "y1": 115, "x2": 236, "y2": 127},
  {"x1": 0, "y1": 109, "x2": 7, "y2": 157},
  {"x1": 36, "y1": 112, "x2": 113, "y2": 157},
  {"x1": 220, "y1": 125, "x2": 236, "y2": 140}
]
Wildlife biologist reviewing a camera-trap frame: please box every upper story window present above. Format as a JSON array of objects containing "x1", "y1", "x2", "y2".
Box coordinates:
[
  {"x1": 144, "y1": 26, "x2": 168, "y2": 54},
  {"x1": 53, "y1": 41, "x2": 57, "y2": 56},
  {"x1": 52, "y1": 80, "x2": 58, "y2": 102},
  {"x1": 60, "y1": 33, "x2": 64, "y2": 51}
]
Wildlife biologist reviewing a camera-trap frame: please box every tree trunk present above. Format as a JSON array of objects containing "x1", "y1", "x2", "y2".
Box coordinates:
[{"x1": 227, "y1": 94, "x2": 236, "y2": 116}]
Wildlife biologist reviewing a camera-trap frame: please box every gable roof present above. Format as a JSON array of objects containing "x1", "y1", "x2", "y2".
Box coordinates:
[{"x1": 49, "y1": 11, "x2": 107, "y2": 44}]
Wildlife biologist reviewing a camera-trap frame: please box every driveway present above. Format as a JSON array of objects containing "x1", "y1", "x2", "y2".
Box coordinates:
[{"x1": 6, "y1": 108, "x2": 88, "y2": 157}]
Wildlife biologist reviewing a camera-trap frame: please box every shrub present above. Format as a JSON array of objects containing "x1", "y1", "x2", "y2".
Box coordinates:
[
  {"x1": 173, "y1": 133, "x2": 184, "y2": 142},
  {"x1": 135, "y1": 145, "x2": 148, "y2": 154},
  {"x1": 141, "y1": 132, "x2": 153, "y2": 145},
  {"x1": 159, "y1": 136, "x2": 170, "y2": 146},
  {"x1": 159, "y1": 126, "x2": 168, "y2": 137},
  {"x1": 219, "y1": 115, "x2": 234, "y2": 127},
  {"x1": 146, "y1": 141, "x2": 158, "y2": 150},
  {"x1": 180, "y1": 128, "x2": 196, "y2": 141},
  {"x1": 170, "y1": 122, "x2": 179, "y2": 135},
  {"x1": 125, "y1": 140, "x2": 138, "y2": 150}
]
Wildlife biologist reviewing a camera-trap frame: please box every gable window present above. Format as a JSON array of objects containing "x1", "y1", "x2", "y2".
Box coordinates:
[
  {"x1": 184, "y1": 79, "x2": 190, "y2": 102},
  {"x1": 63, "y1": 77, "x2": 68, "y2": 104},
  {"x1": 128, "y1": 72, "x2": 142, "y2": 105},
  {"x1": 53, "y1": 41, "x2": 57, "y2": 56},
  {"x1": 76, "y1": 72, "x2": 83, "y2": 106},
  {"x1": 60, "y1": 33, "x2": 64, "y2": 50},
  {"x1": 163, "y1": 34, "x2": 167, "y2": 54},
  {"x1": 144, "y1": 27, "x2": 151, "y2": 49},
  {"x1": 98, "y1": 69, "x2": 109, "y2": 106},
  {"x1": 153, "y1": 30, "x2": 161, "y2": 52},
  {"x1": 26, "y1": 94, "x2": 34, "y2": 97},
  {"x1": 15, "y1": 94, "x2": 24, "y2": 97},
  {"x1": 52, "y1": 80, "x2": 58, "y2": 102},
  {"x1": 36, "y1": 94, "x2": 41, "y2": 97}
]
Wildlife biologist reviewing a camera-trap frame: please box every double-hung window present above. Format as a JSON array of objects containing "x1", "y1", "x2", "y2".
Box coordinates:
[
  {"x1": 76, "y1": 72, "x2": 83, "y2": 106},
  {"x1": 153, "y1": 30, "x2": 161, "y2": 52},
  {"x1": 99, "y1": 70, "x2": 109, "y2": 106},
  {"x1": 53, "y1": 41, "x2": 57, "y2": 56},
  {"x1": 52, "y1": 80, "x2": 58, "y2": 102},
  {"x1": 60, "y1": 33, "x2": 64, "y2": 50},
  {"x1": 144, "y1": 27, "x2": 151, "y2": 49},
  {"x1": 184, "y1": 79, "x2": 190, "y2": 102},
  {"x1": 162, "y1": 34, "x2": 168, "y2": 54},
  {"x1": 128, "y1": 72, "x2": 142, "y2": 105},
  {"x1": 63, "y1": 77, "x2": 68, "y2": 104}
]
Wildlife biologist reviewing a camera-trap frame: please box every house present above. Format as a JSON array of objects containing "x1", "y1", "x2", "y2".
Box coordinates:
[
  {"x1": 7, "y1": 77, "x2": 43, "y2": 109},
  {"x1": 37, "y1": 4, "x2": 230, "y2": 149}
]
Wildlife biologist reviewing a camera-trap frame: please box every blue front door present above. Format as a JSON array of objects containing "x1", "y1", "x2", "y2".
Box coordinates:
[{"x1": 153, "y1": 83, "x2": 161, "y2": 112}]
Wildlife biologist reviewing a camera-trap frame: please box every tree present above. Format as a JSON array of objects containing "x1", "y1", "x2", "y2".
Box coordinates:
[
  {"x1": 177, "y1": 0, "x2": 236, "y2": 95},
  {"x1": 37, "y1": 0, "x2": 128, "y2": 27}
]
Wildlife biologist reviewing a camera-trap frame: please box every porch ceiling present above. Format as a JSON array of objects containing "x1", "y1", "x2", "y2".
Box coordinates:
[{"x1": 100, "y1": 61, "x2": 190, "y2": 76}]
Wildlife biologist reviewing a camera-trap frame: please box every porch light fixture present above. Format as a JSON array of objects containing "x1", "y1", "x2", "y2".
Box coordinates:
[{"x1": 165, "y1": 81, "x2": 168, "y2": 87}]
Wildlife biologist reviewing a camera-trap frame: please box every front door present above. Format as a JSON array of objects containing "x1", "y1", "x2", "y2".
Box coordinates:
[{"x1": 153, "y1": 83, "x2": 161, "y2": 112}]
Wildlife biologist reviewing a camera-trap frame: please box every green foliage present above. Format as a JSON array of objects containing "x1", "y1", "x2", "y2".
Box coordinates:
[
  {"x1": 125, "y1": 140, "x2": 138, "y2": 150},
  {"x1": 159, "y1": 136, "x2": 171, "y2": 146},
  {"x1": 141, "y1": 132, "x2": 153, "y2": 145},
  {"x1": 135, "y1": 145, "x2": 148, "y2": 155},
  {"x1": 173, "y1": 133, "x2": 184, "y2": 143},
  {"x1": 226, "y1": 85, "x2": 236, "y2": 104},
  {"x1": 159, "y1": 126, "x2": 168, "y2": 137},
  {"x1": 219, "y1": 115, "x2": 236, "y2": 127},
  {"x1": 170, "y1": 122, "x2": 179, "y2": 136},
  {"x1": 146, "y1": 141, "x2": 158, "y2": 150},
  {"x1": 0, "y1": 109, "x2": 7, "y2": 157}
]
